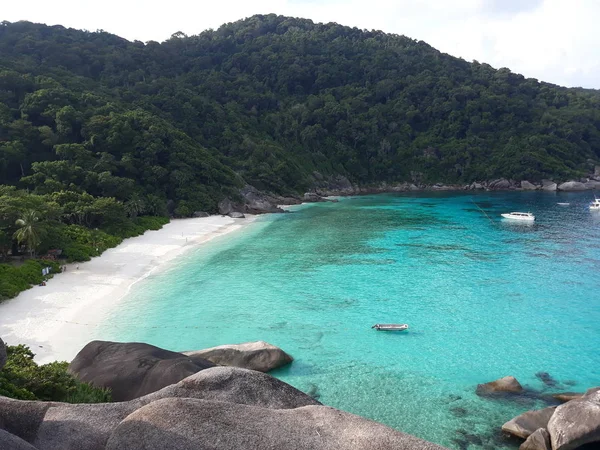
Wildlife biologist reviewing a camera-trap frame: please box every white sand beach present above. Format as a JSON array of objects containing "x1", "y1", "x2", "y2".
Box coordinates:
[{"x1": 0, "y1": 215, "x2": 255, "y2": 364}]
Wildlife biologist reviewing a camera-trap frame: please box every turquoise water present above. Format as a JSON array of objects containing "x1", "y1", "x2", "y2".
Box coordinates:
[{"x1": 101, "y1": 192, "x2": 600, "y2": 449}]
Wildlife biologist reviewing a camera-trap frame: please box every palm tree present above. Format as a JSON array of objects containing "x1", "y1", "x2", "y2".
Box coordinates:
[
  {"x1": 14, "y1": 210, "x2": 42, "y2": 258},
  {"x1": 124, "y1": 195, "x2": 145, "y2": 219}
]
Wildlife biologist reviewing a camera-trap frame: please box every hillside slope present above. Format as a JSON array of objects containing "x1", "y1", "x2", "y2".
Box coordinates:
[{"x1": 1, "y1": 14, "x2": 600, "y2": 212}]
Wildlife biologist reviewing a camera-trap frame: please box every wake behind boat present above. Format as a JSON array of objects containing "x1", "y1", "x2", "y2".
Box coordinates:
[
  {"x1": 371, "y1": 323, "x2": 409, "y2": 331},
  {"x1": 590, "y1": 198, "x2": 600, "y2": 211},
  {"x1": 501, "y1": 212, "x2": 535, "y2": 221}
]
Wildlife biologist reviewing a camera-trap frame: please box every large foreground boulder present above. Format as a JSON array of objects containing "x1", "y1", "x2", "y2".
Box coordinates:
[
  {"x1": 1, "y1": 367, "x2": 320, "y2": 450},
  {"x1": 183, "y1": 341, "x2": 293, "y2": 372},
  {"x1": 106, "y1": 398, "x2": 446, "y2": 450},
  {"x1": 547, "y1": 387, "x2": 600, "y2": 450},
  {"x1": 0, "y1": 429, "x2": 38, "y2": 450},
  {"x1": 476, "y1": 376, "x2": 523, "y2": 396},
  {"x1": 502, "y1": 407, "x2": 556, "y2": 439},
  {"x1": 0, "y1": 337, "x2": 6, "y2": 371},
  {"x1": 520, "y1": 428, "x2": 551, "y2": 450},
  {"x1": 68, "y1": 341, "x2": 215, "y2": 401}
]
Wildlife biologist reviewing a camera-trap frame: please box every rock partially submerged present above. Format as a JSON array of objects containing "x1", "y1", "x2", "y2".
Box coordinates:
[
  {"x1": 183, "y1": 340, "x2": 293, "y2": 372},
  {"x1": 552, "y1": 392, "x2": 583, "y2": 403},
  {"x1": 542, "y1": 180, "x2": 557, "y2": 191},
  {"x1": 520, "y1": 428, "x2": 551, "y2": 450},
  {"x1": 476, "y1": 376, "x2": 523, "y2": 396},
  {"x1": 547, "y1": 387, "x2": 600, "y2": 450},
  {"x1": 502, "y1": 407, "x2": 556, "y2": 439},
  {"x1": 106, "y1": 398, "x2": 446, "y2": 450},
  {"x1": 68, "y1": 341, "x2": 215, "y2": 401}
]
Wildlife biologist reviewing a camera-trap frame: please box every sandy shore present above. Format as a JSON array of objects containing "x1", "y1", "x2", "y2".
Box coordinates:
[{"x1": 0, "y1": 215, "x2": 255, "y2": 364}]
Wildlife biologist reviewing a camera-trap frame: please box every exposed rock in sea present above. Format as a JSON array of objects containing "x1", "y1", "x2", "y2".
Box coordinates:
[
  {"x1": 476, "y1": 376, "x2": 523, "y2": 396},
  {"x1": 541, "y1": 180, "x2": 557, "y2": 191},
  {"x1": 68, "y1": 341, "x2": 215, "y2": 401},
  {"x1": 0, "y1": 429, "x2": 38, "y2": 450},
  {"x1": 106, "y1": 398, "x2": 446, "y2": 450},
  {"x1": 557, "y1": 181, "x2": 587, "y2": 191},
  {"x1": 0, "y1": 337, "x2": 6, "y2": 371},
  {"x1": 303, "y1": 192, "x2": 325, "y2": 202},
  {"x1": 228, "y1": 211, "x2": 246, "y2": 218},
  {"x1": 501, "y1": 407, "x2": 556, "y2": 439},
  {"x1": 521, "y1": 181, "x2": 539, "y2": 190},
  {"x1": 547, "y1": 387, "x2": 600, "y2": 450},
  {"x1": 519, "y1": 428, "x2": 551, "y2": 450},
  {"x1": 1, "y1": 367, "x2": 320, "y2": 450},
  {"x1": 183, "y1": 341, "x2": 293, "y2": 372},
  {"x1": 192, "y1": 211, "x2": 210, "y2": 218},
  {"x1": 552, "y1": 392, "x2": 584, "y2": 403},
  {"x1": 470, "y1": 182, "x2": 485, "y2": 190}
]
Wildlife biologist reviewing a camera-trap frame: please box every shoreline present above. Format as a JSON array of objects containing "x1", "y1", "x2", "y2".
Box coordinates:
[{"x1": 0, "y1": 214, "x2": 256, "y2": 364}]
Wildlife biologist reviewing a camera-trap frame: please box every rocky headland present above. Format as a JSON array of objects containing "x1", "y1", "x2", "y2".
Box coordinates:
[{"x1": 216, "y1": 167, "x2": 600, "y2": 218}]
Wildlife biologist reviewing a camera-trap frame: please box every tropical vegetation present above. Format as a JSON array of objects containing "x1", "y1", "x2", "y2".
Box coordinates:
[
  {"x1": 0, "y1": 14, "x2": 599, "y2": 299},
  {"x1": 0, "y1": 343, "x2": 111, "y2": 403}
]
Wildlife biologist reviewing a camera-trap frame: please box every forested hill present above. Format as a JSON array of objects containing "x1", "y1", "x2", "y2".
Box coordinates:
[{"x1": 2, "y1": 14, "x2": 600, "y2": 215}]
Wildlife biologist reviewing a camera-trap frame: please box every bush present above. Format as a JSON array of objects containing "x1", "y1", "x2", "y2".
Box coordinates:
[
  {"x1": 0, "y1": 260, "x2": 61, "y2": 301},
  {"x1": 0, "y1": 344, "x2": 111, "y2": 403}
]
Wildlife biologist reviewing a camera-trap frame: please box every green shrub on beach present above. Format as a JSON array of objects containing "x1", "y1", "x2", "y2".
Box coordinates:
[
  {"x1": 0, "y1": 344, "x2": 111, "y2": 403},
  {"x1": 0, "y1": 260, "x2": 61, "y2": 301}
]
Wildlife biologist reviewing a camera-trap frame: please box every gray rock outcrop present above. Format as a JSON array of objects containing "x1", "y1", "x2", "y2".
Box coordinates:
[
  {"x1": 521, "y1": 181, "x2": 538, "y2": 190},
  {"x1": 476, "y1": 376, "x2": 523, "y2": 395},
  {"x1": 192, "y1": 211, "x2": 210, "y2": 218},
  {"x1": 0, "y1": 429, "x2": 38, "y2": 450},
  {"x1": 541, "y1": 180, "x2": 557, "y2": 191},
  {"x1": 218, "y1": 197, "x2": 234, "y2": 215},
  {"x1": 240, "y1": 185, "x2": 285, "y2": 214},
  {"x1": 489, "y1": 179, "x2": 512, "y2": 190},
  {"x1": 0, "y1": 367, "x2": 320, "y2": 450},
  {"x1": 584, "y1": 180, "x2": 600, "y2": 190},
  {"x1": 502, "y1": 407, "x2": 556, "y2": 439},
  {"x1": 0, "y1": 337, "x2": 6, "y2": 371},
  {"x1": 557, "y1": 181, "x2": 587, "y2": 191},
  {"x1": 106, "y1": 398, "x2": 446, "y2": 450},
  {"x1": 547, "y1": 387, "x2": 600, "y2": 450},
  {"x1": 228, "y1": 211, "x2": 246, "y2": 218},
  {"x1": 68, "y1": 341, "x2": 215, "y2": 401},
  {"x1": 183, "y1": 341, "x2": 293, "y2": 372},
  {"x1": 520, "y1": 428, "x2": 551, "y2": 450}
]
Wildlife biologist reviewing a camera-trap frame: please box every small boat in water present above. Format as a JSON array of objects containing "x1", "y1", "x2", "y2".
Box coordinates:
[
  {"x1": 590, "y1": 198, "x2": 600, "y2": 211},
  {"x1": 557, "y1": 203, "x2": 570, "y2": 206},
  {"x1": 371, "y1": 323, "x2": 409, "y2": 331},
  {"x1": 501, "y1": 212, "x2": 535, "y2": 221}
]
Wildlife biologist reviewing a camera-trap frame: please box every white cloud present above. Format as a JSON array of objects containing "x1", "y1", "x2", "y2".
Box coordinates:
[{"x1": 2, "y1": 0, "x2": 599, "y2": 88}]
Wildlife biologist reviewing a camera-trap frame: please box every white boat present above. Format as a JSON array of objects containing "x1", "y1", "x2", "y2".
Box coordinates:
[
  {"x1": 591, "y1": 198, "x2": 600, "y2": 211},
  {"x1": 557, "y1": 203, "x2": 570, "y2": 206},
  {"x1": 371, "y1": 323, "x2": 409, "y2": 331},
  {"x1": 501, "y1": 212, "x2": 535, "y2": 221}
]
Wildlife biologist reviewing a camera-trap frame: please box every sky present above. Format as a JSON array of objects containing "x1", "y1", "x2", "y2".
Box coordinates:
[{"x1": 2, "y1": 0, "x2": 600, "y2": 89}]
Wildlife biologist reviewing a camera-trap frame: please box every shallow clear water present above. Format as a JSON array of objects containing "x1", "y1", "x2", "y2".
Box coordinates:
[{"x1": 101, "y1": 191, "x2": 600, "y2": 449}]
